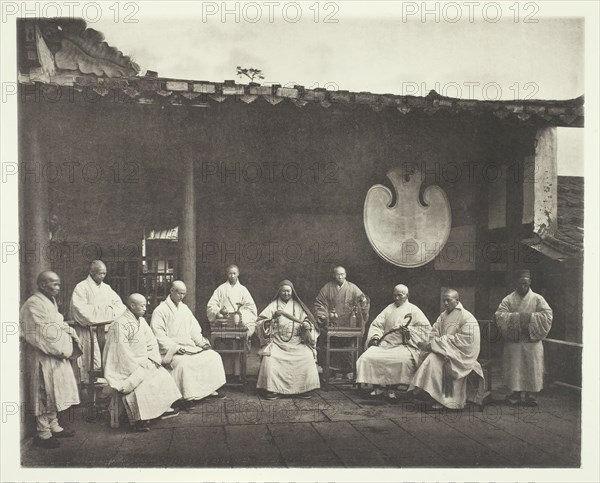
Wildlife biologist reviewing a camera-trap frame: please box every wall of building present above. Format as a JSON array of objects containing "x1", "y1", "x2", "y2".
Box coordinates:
[{"x1": 21, "y1": 91, "x2": 537, "y2": 326}]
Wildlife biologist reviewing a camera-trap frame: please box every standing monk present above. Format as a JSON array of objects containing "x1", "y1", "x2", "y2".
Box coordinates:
[
  {"x1": 356, "y1": 285, "x2": 431, "y2": 400},
  {"x1": 103, "y1": 294, "x2": 182, "y2": 432},
  {"x1": 20, "y1": 271, "x2": 82, "y2": 448},
  {"x1": 152, "y1": 281, "x2": 226, "y2": 403},
  {"x1": 314, "y1": 266, "x2": 370, "y2": 376},
  {"x1": 70, "y1": 260, "x2": 126, "y2": 384},
  {"x1": 495, "y1": 269, "x2": 553, "y2": 407},
  {"x1": 206, "y1": 265, "x2": 257, "y2": 377},
  {"x1": 409, "y1": 289, "x2": 485, "y2": 409}
]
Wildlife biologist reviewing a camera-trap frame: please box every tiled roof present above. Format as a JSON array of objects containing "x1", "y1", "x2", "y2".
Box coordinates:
[
  {"x1": 18, "y1": 17, "x2": 584, "y2": 126},
  {"x1": 18, "y1": 18, "x2": 584, "y2": 127},
  {"x1": 523, "y1": 176, "x2": 584, "y2": 261},
  {"x1": 556, "y1": 176, "x2": 584, "y2": 250},
  {"x1": 18, "y1": 70, "x2": 584, "y2": 128}
]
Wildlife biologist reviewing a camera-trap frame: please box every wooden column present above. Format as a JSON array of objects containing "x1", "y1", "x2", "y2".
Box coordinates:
[
  {"x1": 20, "y1": 126, "x2": 50, "y2": 302},
  {"x1": 178, "y1": 146, "x2": 196, "y2": 314},
  {"x1": 19, "y1": 122, "x2": 50, "y2": 439}
]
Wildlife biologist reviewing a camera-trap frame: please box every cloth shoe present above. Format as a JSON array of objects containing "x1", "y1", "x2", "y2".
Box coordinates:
[
  {"x1": 295, "y1": 393, "x2": 312, "y2": 400},
  {"x1": 93, "y1": 377, "x2": 108, "y2": 386},
  {"x1": 370, "y1": 387, "x2": 385, "y2": 397},
  {"x1": 131, "y1": 421, "x2": 150, "y2": 432},
  {"x1": 160, "y1": 408, "x2": 180, "y2": 420},
  {"x1": 51, "y1": 429, "x2": 75, "y2": 438},
  {"x1": 386, "y1": 390, "x2": 398, "y2": 400},
  {"x1": 264, "y1": 392, "x2": 281, "y2": 400},
  {"x1": 208, "y1": 391, "x2": 226, "y2": 399},
  {"x1": 524, "y1": 396, "x2": 538, "y2": 407}
]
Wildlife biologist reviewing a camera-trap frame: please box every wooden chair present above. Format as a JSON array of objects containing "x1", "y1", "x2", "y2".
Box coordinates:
[
  {"x1": 209, "y1": 321, "x2": 249, "y2": 387},
  {"x1": 323, "y1": 327, "x2": 363, "y2": 387},
  {"x1": 109, "y1": 390, "x2": 125, "y2": 428},
  {"x1": 85, "y1": 321, "x2": 113, "y2": 408}
]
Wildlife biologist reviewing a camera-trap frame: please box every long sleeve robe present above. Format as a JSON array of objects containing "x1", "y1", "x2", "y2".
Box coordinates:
[
  {"x1": 356, "y1": 301, "x2": 431, "y2": 386},
  {"x1": 69, "y1": 275, "x2": 127, "y2": 383},
  {"x1": 495, "y1": 289, "x2": 553, "y2": 392},
  {"x1": 151, "y1": 297, "x2": 226, "y2": 400},
  {"x1": 103, "y1": 309, "x2": 181, "y2": 422},
  {"x1": 314, "y1": 280, "x2": 370, "y2": 372},
  {"x1": 206, "y1": 281, "x2": 257, "y2": 334},
  {"x1": 20, "y1": 292, "x2": 81, "y2": 416},
  {"x1": 256, "y1": 299, "x2": 320, "y2": 394},
  {"x1": 313, "y1": 281, "x2": 370, "y2": 328},
  {"x1": 206, "y1": 281, "x2": 258, "y2": 375},
  {"x1": 409, "y1": 303, "x2": 485, "y2": 408}
]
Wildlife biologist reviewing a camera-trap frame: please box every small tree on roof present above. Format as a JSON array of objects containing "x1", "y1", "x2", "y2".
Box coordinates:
[{"x1": 236, "y1": 66, "x2": 265, "y2": 83}]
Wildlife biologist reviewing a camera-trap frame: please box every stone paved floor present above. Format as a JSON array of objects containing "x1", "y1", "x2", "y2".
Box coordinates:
[{"x1": 21, "y1": 377, "x2": 580, "y2": 468}]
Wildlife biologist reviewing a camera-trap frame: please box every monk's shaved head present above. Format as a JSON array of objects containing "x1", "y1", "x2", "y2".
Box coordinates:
[
  {"x1": 89, "y1": 260, "x2": 107, "y2": 285},
  {"x1": 170, "y1": 280, "x2": 187, "y2": 305},
  {"x1": 333, "y1": 266, "x2": 347, "y2": 286},
  {"x1": 37, "y1": 270, "x2": 59, "y2": 287},
  {"x1": 442, "y1": 289, "x2": 460, "y2": 313},
  {"x1": 127, "y1": 293, "x2": 147, "y2": 317},
  {"x1": 128, "y1": 293, "x2": 146, "y2": 305},
  {"x1": 90, "y1": 260, "x2": 106, "y2": 272},
  {"x1": 392, "y1": 284, "x2": 409, "y2": 306},
  {"x1": 37, "y1": 271, "x2": 61, "y2": 297},
  {"x1": 171, "y1": 280, "x2": 187, "y2": 292}
]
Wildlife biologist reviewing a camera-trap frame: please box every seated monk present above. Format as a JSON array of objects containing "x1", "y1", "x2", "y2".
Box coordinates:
[
  {"x1": 256, "y1": 280, "x2": 320, "y2": 400},
  {"x1": 356, "y1": 284, "x2": 431, "y2": 400},
  {"x1": 103, "y1": 294, "x2": 182, "y2": 431},
  {"x1": 409, "y1": 289, "x2": 485, "y2": 409},
  {"x1": 151, "y1": 280, "x2": 226, "y2": 405}
]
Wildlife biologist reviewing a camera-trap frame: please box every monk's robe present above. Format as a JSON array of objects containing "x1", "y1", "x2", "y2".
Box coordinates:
[
  {"x1": 103, "y1": 309, "x2": 181, "y2": 422},
  {"x1": 356, "y1": 301, "x2": 431, "y2": 386},
  {"x1": 409, "y1": 303, "x2": 485, "y2": 409},
  {"x1": 256, "y1": 299, "x2": 320, "y2": 395},
  {"x1": 151, "y1": 297, "x2": 226, "y2": 400},
  {"x1": 314, "y1": 280, "x2": 370, "y2": 372},
  {"x1": 206, "y1": 281, "x2": 257, "y2": 375},
  {"x1": 313, "y1": 281, "x2": 370, "y2": 327},
  {"x1": 70, "y1": 275, "x2": 126, "y2": 383},
  {"x1": 20, "y1": 292, "x2": 82, "y2": 433},
  {"x1": 495, "y1": 289, "x2": 553, "y2": 393}
]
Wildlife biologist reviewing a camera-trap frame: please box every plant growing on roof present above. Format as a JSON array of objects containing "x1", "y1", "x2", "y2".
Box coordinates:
[{"x1": 236, "y1": 66, "x2": 265, "y2": 83}]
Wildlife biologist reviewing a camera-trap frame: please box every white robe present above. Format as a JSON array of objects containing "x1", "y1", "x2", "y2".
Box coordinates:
[
  {"x1": 69, "y1": 275, "x2": 127, "y2": 383},
  {"x1": 151, "y1": 297, "x2": 226, "y2": 400},
  {"x1": 103, "y1": 309, "x2": 181, "y2": 422},
  {"x1": 207, "y1": 281, "x2": 257, "y2": 375},
  {"x1": 256, "y1": 299, "x2": 320, "y2": 394},
  {"x1": 495, "y1": 289, "x2": 553, "y2": 392},
  {"x1": 20, "y1": 292, "x2": 81, "y2": 416},
  {"x1": 356, "y1": 301, "x2": 431, "y2": 386},
  {"x1": 409, "y1": 303, "x2": 485, "y2": 409}
]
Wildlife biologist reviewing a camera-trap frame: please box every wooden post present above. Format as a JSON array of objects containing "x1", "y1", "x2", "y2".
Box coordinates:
[
  {"x1": 20, "y1": 126, "x2": 51, "y2": 300},
  {"x1": 178, "y1": 146, "x2": 197, "y2": 314}
]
